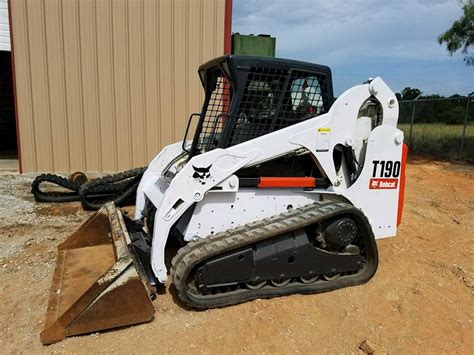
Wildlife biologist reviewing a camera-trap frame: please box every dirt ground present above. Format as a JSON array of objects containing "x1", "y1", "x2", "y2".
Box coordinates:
[{"x1": 0, "y1": 159, "x2": 472, "y2": 354}]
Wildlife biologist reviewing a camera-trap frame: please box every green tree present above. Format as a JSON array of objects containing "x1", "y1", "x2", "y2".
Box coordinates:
[
  {"x1": 438, "y1": 1, "x2": 473, "y2": 66},
  {"x1": 400, "y1": 87, "x2": 422, "y2": 100}
]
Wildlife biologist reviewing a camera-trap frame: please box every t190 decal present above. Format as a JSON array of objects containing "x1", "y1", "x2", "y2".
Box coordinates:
[
  {"x1": 372, "y1": 160, "x2": 401, "y2": 178},
  {"x1": 369, "y1": 160, "x2": 400, "y2": 189}
]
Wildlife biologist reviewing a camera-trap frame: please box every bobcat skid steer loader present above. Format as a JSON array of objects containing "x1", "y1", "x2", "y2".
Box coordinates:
[{"x1": 41, "y1": 55, "x2": 407, "y2": 344}]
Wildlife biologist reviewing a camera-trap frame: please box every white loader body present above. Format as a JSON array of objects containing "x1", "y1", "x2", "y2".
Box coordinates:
[
  {"x1": 135, "y1": 77, "x2": 405, "y2": 282},
  {"x1": 41, "y1": 55, "x2": 408, "y2": 344}
]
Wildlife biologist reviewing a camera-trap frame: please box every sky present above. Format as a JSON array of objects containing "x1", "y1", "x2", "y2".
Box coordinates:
[{"x1": 232, "y1": 0, "x2": 474, "y2": 97}]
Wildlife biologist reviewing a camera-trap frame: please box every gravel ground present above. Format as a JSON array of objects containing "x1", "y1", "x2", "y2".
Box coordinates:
[{"x1": 0, "y1": 160, "x2": 472, "y2": 353}]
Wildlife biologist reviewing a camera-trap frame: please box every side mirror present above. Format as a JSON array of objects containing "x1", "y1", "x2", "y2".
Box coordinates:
[{"x1": 182, "y1": 113, "x2": 201, "y2": 153}]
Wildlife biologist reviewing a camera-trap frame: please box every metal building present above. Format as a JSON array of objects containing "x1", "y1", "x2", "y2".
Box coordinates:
[
  {"x1": 8, "y1": 0, "x2": 232, "y2": 172},
  {"x1": 0, "y1": 0, "x2": 10, "y2": 51}
]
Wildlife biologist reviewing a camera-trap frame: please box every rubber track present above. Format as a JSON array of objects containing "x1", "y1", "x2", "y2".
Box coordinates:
[
  {"x1": 31, "y1": 173, "x2": 84, "y2": 202},
  {"x1": 170, "y1": 200, "x2": 378, "y2": 309},
  {"x1": 79, "y1": 167, "x2": 146, "y2": 210},
  {"x1": 31, "y1": 167, "x2": 146, "y2": 210}
]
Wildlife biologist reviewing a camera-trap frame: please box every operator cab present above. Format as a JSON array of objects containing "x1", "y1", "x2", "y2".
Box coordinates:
[{"x1": 186, "y1": 55, "x2": 334, "y2": 157}]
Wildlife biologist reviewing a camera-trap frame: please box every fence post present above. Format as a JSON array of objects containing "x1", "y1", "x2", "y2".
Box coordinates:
[
  {"x1": 459, "y1": 95, "x2": 471, "y2": 160},
  {"x1": 408, "y1": 96, "x2": 421, "y2": 148}
]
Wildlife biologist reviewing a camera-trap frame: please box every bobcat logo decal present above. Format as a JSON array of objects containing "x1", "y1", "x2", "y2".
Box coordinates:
[{"x1": 192, "y1": 165, "x2": 212, "y2": 185}]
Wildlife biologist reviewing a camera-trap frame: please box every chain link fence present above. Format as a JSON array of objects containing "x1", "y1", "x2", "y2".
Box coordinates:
[{"x1": 397, "y1": 96, "x2": 473, "y2": 162}]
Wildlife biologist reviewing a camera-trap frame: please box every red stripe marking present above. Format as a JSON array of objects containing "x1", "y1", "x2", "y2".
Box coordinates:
[
  {"x1": 8, "y1": 0, "x2": 23, "y2": 173},
  {"x1": 224, "y1": 0, "x2": 232, "y2": 54},
  {"x1": 258, "y1": 177, "x2": 316, "y2": 188},
  {"x1": 397, "y1": 144, "x2": 408, "y2": 226},
  {"x1": 221, "y1": 0, "x2": 232, "y2": 122}
]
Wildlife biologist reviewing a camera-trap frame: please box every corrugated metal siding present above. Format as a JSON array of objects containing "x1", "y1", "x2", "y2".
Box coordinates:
[
  {"x1": 10, "y1": 0, "x2": 226, "y2": 172},
  {"x1": 0, "y1": 0, "x2": 10, "y2": 51}
]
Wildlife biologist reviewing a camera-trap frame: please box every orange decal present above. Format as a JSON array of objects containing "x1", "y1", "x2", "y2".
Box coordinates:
[
  {"x1": 397, "y1": 144, "x2": 408, "y2": 226},
  {"x1": 258, "y1": 177, "x2": 316, "y2": 188},
  {"x1": 369, "y1": 178, "x2": 398, "y2": 189}
]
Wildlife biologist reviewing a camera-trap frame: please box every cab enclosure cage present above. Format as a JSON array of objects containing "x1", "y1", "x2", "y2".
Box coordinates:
[{"x1": 186, "y1": 55, "x2": 335, "y2": 157}]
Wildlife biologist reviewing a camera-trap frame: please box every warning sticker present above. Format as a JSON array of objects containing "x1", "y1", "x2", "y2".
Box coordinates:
[
  {"x1": 369, "y1": 178, "x2": 398, "y2": 189},
  {"x1": 316, "y1": 128, "x2": 331, "y2": 151}
]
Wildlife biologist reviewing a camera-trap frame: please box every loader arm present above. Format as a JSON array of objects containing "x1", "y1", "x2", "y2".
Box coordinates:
[{"x1": 135, "y1": 142, "x2": 186, "y2": 220}]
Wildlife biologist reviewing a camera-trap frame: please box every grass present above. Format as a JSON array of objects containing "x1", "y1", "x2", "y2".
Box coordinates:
[{"x1": 397, "y1": 124, "x2": 474, "y2": 162}]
